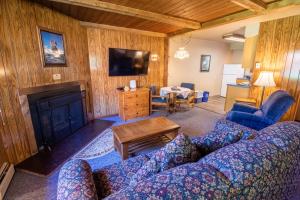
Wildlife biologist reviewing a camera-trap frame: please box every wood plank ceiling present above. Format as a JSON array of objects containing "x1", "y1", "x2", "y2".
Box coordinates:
[{"x1": 34, "y1": 0, "x2": 278, "y2": 36}]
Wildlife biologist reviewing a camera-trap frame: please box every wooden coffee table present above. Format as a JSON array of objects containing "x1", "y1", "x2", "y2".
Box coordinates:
[{"x1": 112, "y1": 117, "x2": 180, "y2": 160}]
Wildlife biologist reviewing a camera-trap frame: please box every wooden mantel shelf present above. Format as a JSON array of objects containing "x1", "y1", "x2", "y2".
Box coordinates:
[{"x1": 18, "y1": 81, "x2": 86, "y2": 96}]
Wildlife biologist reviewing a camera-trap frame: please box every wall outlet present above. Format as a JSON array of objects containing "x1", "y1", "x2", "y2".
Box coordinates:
[
  {"x1": 255, "y1": 62, "x2": 261, "y2": 69},
  {"x1": 53, "y1": 74, "x2": 61, "y2": 80}
]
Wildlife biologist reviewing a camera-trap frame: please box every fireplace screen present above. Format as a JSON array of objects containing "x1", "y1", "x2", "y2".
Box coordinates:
[{"x1": 28, "y1": 85, "x2": 87, "y2": 150}]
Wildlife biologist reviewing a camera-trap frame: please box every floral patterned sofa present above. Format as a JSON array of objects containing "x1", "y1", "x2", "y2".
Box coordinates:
[{"x1": 57, "y1": 119, "x2": 300, "y2": 200}]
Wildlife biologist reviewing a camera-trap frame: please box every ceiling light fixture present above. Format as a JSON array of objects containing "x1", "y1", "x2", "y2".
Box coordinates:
[
  {"x1": 174, "y1": 34, "x2": 191, "y2": 60},
  {"x1": 223, "y1": 34, "x2": 245, "y2": 43},
  {"x1": 174, "y1": 47, "x2": 190, "y2": 60}
]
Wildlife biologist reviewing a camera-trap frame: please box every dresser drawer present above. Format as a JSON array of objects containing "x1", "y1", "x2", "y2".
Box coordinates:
[
  {"x1": 118, "y1": 88, "x2": 150, "y2": 121},
  {"x1": 124, "y1": 100, "x2": 137, "y2": 107},
  {"x1": 124, "y1": 93, "x2": 137, "y2": 100},
  {"x1": 136, "y1": 91, "x2": 149, "y2": 98},
  {"x1": 136, "y1": 110, "x2": 149, "y2": 117},
  {"x1": 125, "y1": 112, "x2": 138, "y2": 120},
  {"x1": 136, "y1": 101, "x2": 149, "y2": 108}
]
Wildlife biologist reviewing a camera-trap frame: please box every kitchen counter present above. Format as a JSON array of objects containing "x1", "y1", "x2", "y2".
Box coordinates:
[
  {"x1": 224, "y1": 84, "x2": 251, "y2": 112},
  {"x1": 227, "y1": 83, "x2": 250, "y2": 88}
]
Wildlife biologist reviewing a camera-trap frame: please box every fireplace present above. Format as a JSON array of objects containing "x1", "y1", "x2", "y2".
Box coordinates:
[{"x1": 28, "y1": 84, "x2": 87, "y2": 150}]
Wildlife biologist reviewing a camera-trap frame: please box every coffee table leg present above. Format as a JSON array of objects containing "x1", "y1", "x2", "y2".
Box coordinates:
[{"x1": 121, "y1": 143, "x2": 129, "y2": 160}]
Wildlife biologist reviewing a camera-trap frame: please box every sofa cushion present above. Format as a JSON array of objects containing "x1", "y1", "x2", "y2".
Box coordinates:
[
  {"x1": 214, "y1": 119, "x2": 258, "y2": 139},
  {"x1": 192, "y1": 129, "x2": 243, "y2": 154},
  {"x1": 106, "y1": 163, "x2": 231, "y2": 200},
  {"x1": 93, "y1": 154, "x2": 150, "y2": 198},
  {"x1": 129, "y1": 134, "x2": 200, "y2": 186},
  {"x1": 198, "y1": 122, "x2": 300, "y2": 199},
  {"x1": 192, "y1": 119, "x2": 257, "y2": 155}
]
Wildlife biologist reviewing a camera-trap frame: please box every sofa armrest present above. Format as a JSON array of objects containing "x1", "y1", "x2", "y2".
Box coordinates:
[
  {"x1": 57, "y1": 159, "x2": 98, "y2": 200},
  {"x1": 231, "y1": 103, "x2": 258, "y2": 113},
  {"x1": 226, "y1": 111, "x2": 273, "y2": 131}
]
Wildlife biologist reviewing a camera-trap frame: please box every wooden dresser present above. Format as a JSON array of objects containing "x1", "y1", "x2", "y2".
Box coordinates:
[{"x1": 118, "y1": 88, "x2": 150, "y2": 121}]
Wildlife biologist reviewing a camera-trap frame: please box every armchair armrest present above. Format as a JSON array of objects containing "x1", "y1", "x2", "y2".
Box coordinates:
[
  {"x1": 57, "y1": 160, "x2": 98, "y2": 200},
  {"x1": 231, "y1": 103, "x2": 258, "y2": 113},
  {"x1": 226, "y1": 111, "x2": 273, "y2": 131}
]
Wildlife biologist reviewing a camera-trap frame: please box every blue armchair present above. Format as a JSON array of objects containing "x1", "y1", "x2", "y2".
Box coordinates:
[{"x1": 226, "y1": 90, "x2": 294, "y2": 130}]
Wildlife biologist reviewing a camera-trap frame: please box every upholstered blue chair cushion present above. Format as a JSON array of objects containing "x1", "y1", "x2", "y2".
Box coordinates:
[
  {"x1": 152, "y1": 97, "x2": 167, "y2": 103},
  {"x1": 257, "y1": 90, "x2": 294, "y2": 122},
  {"x1": 129, "y1": 134, "x2": 200, "y2": 186}
]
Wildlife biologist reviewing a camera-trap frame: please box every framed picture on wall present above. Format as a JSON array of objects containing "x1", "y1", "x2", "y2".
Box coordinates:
[
  {"x1": 38, "y1": 27, "x2": 67, "y2": 67},
  {"x1": 200, "y1": 55, "x2": 211, "y2": 72}
]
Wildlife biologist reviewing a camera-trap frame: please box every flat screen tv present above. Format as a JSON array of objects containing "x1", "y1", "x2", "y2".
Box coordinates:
[{"x1": 109, "y1": 48, "x2": 150, "y2": 76}]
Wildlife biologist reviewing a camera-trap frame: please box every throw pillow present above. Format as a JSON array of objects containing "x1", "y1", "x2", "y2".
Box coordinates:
[
  {"x1": 129, "y1": 134, "x2": 200, "y2": 186},
  {"x1": 192, "y1": 129, "x2": 245, "y2": 155}
]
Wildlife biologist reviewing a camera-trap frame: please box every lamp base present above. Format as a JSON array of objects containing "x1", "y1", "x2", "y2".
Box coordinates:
[{"x1": 260, "y1": 86, "x2": 265, "y2": 107}]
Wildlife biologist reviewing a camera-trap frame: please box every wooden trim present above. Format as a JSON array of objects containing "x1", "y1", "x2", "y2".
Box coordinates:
[
  {"x1": 231, "y1": 0, "x2": 266, "y2": 12},
  {"x1": 80, "y1": 21, "x2": 167, "y2": 37},
  {"x1": 19, "y1": 81, "x2": 82, "y2": 95},
  {"x1": 48, "y1": 0, "x2": 201, "y2": 29},
  {"x1": 163, "y1": 38, "x2": 169, "y2": 86},
  {"x1": 202, "y1": 0, "x2": 300, "y2": 29}
]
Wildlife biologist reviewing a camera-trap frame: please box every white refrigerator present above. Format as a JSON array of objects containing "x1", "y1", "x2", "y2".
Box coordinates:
[{"x1": 220, "y1": 64, "x2": 245, "y2": 97}]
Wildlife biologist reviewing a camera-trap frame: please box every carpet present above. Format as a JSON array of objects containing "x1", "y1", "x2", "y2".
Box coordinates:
[
  {"x1": 73, "y1": 128, "x2": 114, "y2": 160},
  {"x1": 5, "y1": 107, "x2": 223, "y2": 200},
  {"x1": 195, "y1": 95, "x2": 226, "y2": 115}
]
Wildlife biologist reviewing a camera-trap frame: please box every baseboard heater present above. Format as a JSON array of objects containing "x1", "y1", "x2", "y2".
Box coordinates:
[{"x1": 0, "y1": 163, "x2": 14, "y2": 200}]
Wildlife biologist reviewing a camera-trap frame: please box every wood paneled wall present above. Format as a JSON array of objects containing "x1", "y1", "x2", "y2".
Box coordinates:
[
  {"x1": 0, "y1": 0, "x2": 91, "y2": 164},
  {"x1": 87, "y1": 27, "x2": 167, "y2": 118},
  {"x1": 250, "y1": 15, "x2": 300, "y2": 121}
]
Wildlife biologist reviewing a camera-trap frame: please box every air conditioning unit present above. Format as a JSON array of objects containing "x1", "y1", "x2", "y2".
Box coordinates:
[{"x1": 0, "y1": 163, "x2": 14, "y2": 200}]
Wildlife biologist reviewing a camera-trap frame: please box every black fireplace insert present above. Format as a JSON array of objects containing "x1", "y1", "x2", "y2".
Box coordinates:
[{"x1": 28, "y1": 85, "x2": 87, "y2": 150}]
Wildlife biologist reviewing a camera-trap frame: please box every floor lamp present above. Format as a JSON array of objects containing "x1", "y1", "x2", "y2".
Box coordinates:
[{"x1": 254, "y1": 71, "x2": 276, "y2": 106}]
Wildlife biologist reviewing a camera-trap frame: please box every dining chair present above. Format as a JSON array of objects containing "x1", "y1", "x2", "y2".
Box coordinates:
[
  {"x1": 180, "y1": 83, "x2": 195, "y2": 90},
  {"x1": 176, "y1": 83, "x2": 195, "y2": 109},
  {"x1": 150, "y1": 86, "x2": 171, "y2": 113}
]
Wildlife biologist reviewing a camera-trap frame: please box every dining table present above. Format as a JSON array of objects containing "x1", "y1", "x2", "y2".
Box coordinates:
[
  {"x1": 159, "y1": 86, "x2": 192, "y2": 112},
  {"x1": 160, "y1": 86, "x2": 192, "y2": 99}
]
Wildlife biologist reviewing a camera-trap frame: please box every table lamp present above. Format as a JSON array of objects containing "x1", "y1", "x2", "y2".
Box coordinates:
[{"x1": 254, "y1": 71, "x2": 276, "y2": 106}]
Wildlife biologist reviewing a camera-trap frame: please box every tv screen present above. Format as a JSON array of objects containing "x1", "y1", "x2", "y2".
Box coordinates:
[{"x1": 109, "y1": 48, "x2": 150, "y2": 76}]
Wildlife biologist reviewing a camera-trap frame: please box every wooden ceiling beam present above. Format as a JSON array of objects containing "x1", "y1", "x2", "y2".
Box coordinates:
[
  {"x1": 48, "y1": 0, "x2": 201, "y2": 29},
  {"x1": 80, "y1": 21, "x2": 167, "y2": 37},
  {"x1": 231, "y1": 0, "x2": 267, "y2": 12},
  {"x1": 202, "y1": 0, "x2": 300, "y2": 29}
]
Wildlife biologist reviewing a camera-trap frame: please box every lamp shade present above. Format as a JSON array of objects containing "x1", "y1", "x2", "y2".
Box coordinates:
[{"x1": 254, "y1": 71, "x2": 276, "y2": 87}]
